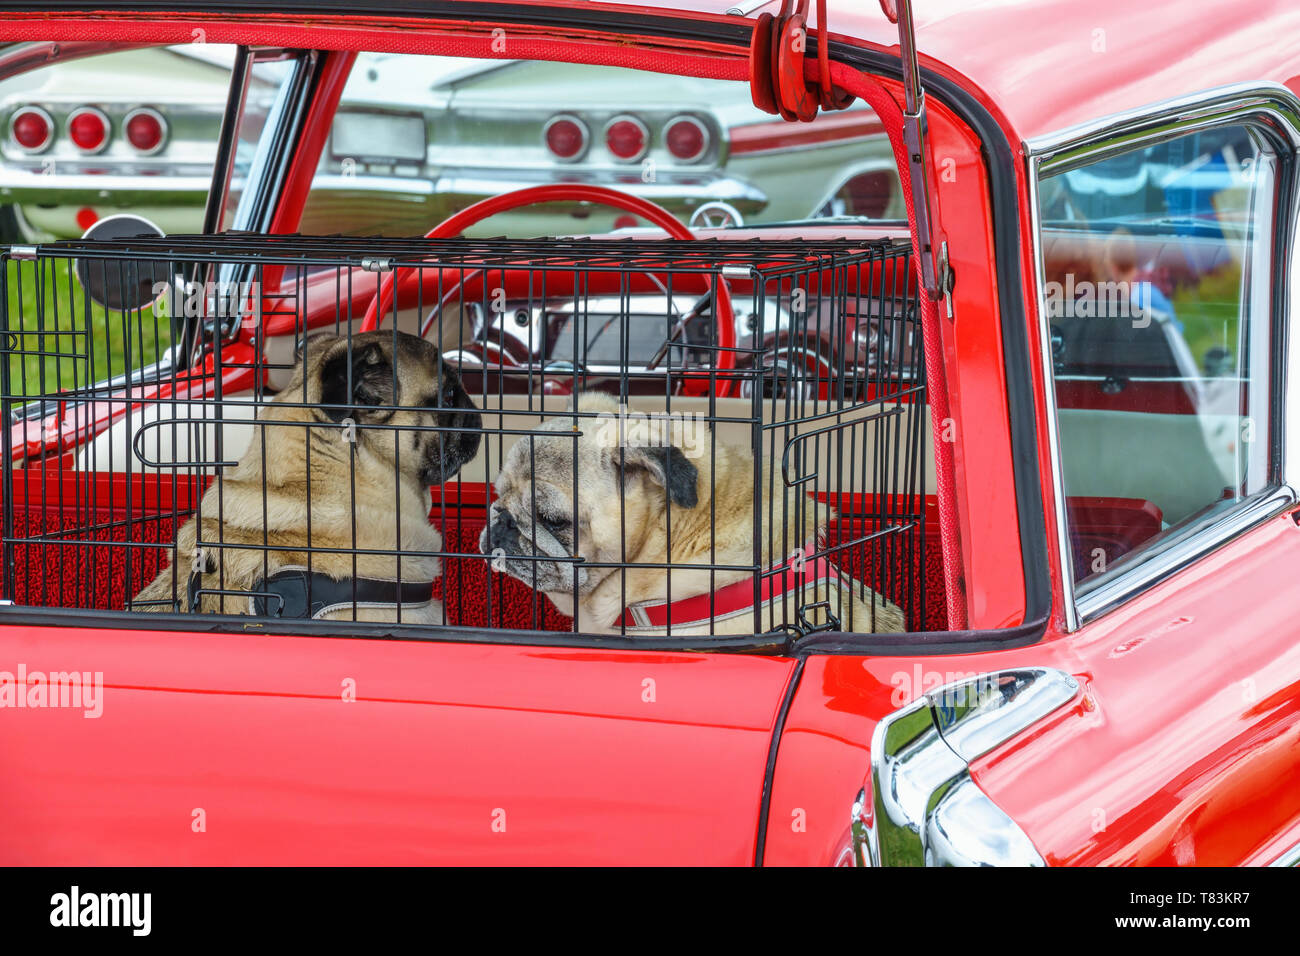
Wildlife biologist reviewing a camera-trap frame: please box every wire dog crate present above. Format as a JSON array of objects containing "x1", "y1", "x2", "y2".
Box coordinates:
[{"x1": 1, "y1": 234, "x2": 934, "y2": 639}]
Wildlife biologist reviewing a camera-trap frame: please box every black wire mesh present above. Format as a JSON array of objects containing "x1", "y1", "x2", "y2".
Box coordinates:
[{"x1": 0, "y1": 234, "x2": 927, "y2": 637}]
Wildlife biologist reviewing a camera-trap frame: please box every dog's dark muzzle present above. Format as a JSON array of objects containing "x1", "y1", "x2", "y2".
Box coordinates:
[
  {"x1": 482, "y1": 508, "x2": 524, "y2": 556},
  {"x1": 423, "y1": 389, "x2": 482, "y2": 486},
  {"x1": 479, "y1": 509, "x2": 583, "y2": 593}
]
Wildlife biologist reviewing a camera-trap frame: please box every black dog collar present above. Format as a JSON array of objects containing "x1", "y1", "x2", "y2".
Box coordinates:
[{"x1": 188, "y1": 566, "x2": 434, "y2": 619}]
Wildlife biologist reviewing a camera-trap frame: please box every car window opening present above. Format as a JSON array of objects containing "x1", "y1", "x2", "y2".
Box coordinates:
[{"x1": 0, "y1": 50, "x2": 959, "y2": 644}]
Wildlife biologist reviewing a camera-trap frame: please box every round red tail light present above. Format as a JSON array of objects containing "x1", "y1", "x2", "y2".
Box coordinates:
[
  {"x1": 664, "y1": 116, "x2": 708, "y2": 163},
  {"x1": 124, "y1": 108, "x2": 166, "y2": 154},
  {"x1": 605, "y1": 116, "x2": 648, "y2": 162},
  {"x1": 68, "y1": 107, "x2": 110, "y2": 153},
  {"x1": 543, "y1": 115, "x2": 588, "y2": 161},
  {"x1": 9, "y1": 106, "x2": 53, "y2": 152}
]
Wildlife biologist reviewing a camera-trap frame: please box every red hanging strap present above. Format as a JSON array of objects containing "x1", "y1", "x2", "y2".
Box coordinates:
[{"x1": 748, "y1": 11, "x2": 967, "y2": 629}]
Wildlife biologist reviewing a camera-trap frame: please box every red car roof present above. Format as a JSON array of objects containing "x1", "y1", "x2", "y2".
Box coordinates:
[
  {"x1": 5, "y1": 0, "x2": 1300, "y2": 143},
  {"x1": 593, "y1": 0, "x2": 1300, "y2": 141}
]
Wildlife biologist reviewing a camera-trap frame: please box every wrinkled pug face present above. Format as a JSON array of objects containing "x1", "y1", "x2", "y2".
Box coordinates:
[
  {"x1": 303, "y1": 330, "x2": 482, "y2": 487},
  {"x1": 480, "y1": 399, "x2": 699, "y2": 599}
]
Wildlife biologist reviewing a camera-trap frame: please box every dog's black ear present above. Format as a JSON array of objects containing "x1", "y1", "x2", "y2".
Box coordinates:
[
  {"x1": 319, "y1": 339, "x2": 395, "y2": 422},
  {"x1": 616, "y1": 445, "x2": 699, "y2": 508}
]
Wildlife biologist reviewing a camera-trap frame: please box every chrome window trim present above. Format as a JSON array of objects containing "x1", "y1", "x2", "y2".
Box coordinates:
[
  {"x1": 202, "y1": 45, "x2": 251, "y2": 236},
  {"x1": 1028, "y1": 82, "x2": 1300, "y2": 171},
  {"x1": 1024, "y1": 165, "x2": 1080, "y2": 630},
  {"x1": 1024, "y1": 82, "x2": 1300, "y2": 632},
  {"x1": 1075, "y1": 487, "x2": 1296, "y2": 623},
  {"x1": 1269, "y1": 840, "x2": 1300, "y2": 867},
  {"x1": 207, "y1": 50, "x2": 318, "y2": 346},
  {"x1": 226, "y1": 50, "x2": 317, "y2": 235}
]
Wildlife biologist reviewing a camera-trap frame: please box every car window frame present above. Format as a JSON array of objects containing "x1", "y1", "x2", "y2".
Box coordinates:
[
  {"x1": 192, "y1": 46, "x2": 318, "y2": 352},
  {"x1": 204, "y1": 47, "x2": 318, "y2": 236},
  {"x1": 1025, "y1": 83, "x2": 1300, "y2": 630}
]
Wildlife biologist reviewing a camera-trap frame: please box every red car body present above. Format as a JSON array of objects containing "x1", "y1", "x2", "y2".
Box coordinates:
[{"x1": 0, "y1": 0, "x2": 1298, "y2": 866}]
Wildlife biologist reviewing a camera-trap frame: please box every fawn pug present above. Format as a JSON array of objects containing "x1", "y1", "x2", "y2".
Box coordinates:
[
  {"x1": 480, "y1": 391, "x2": 904, "y2": 635},
  {"x1": 133, "y1": 330, "x2": 481, "y2": 622}
]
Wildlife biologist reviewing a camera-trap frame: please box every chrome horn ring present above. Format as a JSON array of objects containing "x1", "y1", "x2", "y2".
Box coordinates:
[{"x1": 688, "y1": 201, "x2": 745, "y2": 229}]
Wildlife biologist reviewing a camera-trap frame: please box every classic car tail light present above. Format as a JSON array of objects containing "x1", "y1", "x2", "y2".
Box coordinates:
[
  {"x1": 68, "y1": 107, "x2": 110, "y2": 153},
  {"x1": 124, "y1": 108, "x2": 166, "y2": 154},
  {"x1": 10, "y1": 106, "x2": 54, "y2": 152},
  {"x1": 543, "y1": 115, "x2": 588, "y2": 161},
  {"x1": 604, "y1": 116, "x2": 648, "y2": 162},
  {"x1": 664, "y1": 116, "x2": 708, "y2": 163},
  {"x1": 9, "y1": 106, "x2": 54, "y2": 152}
]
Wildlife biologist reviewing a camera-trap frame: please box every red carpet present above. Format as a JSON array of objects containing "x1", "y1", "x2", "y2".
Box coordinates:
[{"x1": 5, "y1": 485, "x2": 947, "y2": 632}]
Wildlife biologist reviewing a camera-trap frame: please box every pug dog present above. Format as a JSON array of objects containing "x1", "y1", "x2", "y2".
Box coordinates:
[
  {"x1": 480, "y1": 391, "x2": 905, "y2": 635},
  {"x1": 133, "y1": 330, "x2": 481, "y2": 622}
]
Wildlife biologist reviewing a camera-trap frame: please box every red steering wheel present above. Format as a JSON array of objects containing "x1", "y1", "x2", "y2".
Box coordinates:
[{"x1": 359, "y1": 183, "x2": 736, "y2": 397}]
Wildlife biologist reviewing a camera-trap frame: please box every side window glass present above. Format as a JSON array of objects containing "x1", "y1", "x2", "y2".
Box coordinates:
[
  {"x1": 1037, "y1": 124, "x2": 1277, "y2": 592},
  {"x1": 217, "y1": 52, "x2": 299, "y2": 233},
  {"x1": 0, "y1": 44, "x2": 233, "y2": 243},
  {"x1": 296, "y1": 53, "x2": 903, "y2": 238}
]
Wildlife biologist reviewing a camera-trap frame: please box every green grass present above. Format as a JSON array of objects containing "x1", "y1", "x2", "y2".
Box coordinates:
[
  {"x1": 1172, "y1": 262, "x2": 1242, "y2": 371},
  {"x1": 4, "y1": 258, "x2": 172, "y2": 402}
]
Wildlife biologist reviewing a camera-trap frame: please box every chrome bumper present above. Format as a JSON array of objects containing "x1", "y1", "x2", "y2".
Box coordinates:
[
  {"x1": 0, "y1": 166, "x2": 213, "y2": 205},
  {"x1": 0, "y1": 164, "x2": 769, "y2": 212}
]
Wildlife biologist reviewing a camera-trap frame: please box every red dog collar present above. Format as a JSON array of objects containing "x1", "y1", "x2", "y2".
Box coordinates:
[{"x1": 614, "y1": 540, "x2": 842, "y2": 631}]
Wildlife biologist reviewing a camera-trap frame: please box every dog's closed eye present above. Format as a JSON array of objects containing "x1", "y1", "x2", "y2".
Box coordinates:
[{"x1": 537, "y1": 513, "x2": 571, "y2": 533}]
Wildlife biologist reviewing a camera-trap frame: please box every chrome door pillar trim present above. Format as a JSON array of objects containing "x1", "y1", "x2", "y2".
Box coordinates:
[
  {"x1": 1024, "y1": 161, "x2": 1079, "y2": 631},
  {"x1": 1023, "y1": 82, "x2": 1300, "y2": 632}
]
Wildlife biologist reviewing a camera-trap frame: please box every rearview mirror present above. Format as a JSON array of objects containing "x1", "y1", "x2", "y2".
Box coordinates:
[{"x1": 73, "y1": 214, "x2": 171, "y2": 312}]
